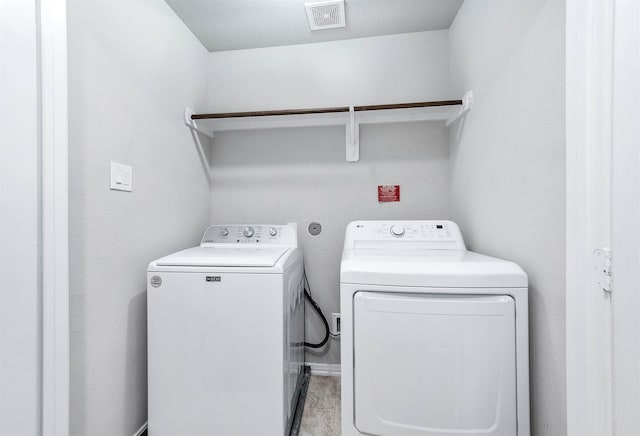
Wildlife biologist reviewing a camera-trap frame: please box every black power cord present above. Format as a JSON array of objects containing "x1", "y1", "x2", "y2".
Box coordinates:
[{"x1": 303, "y1": 271, "x2": 330, "y2": 349}]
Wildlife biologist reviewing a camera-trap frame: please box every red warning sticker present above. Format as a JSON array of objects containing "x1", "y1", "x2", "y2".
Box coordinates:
[{"x1": 378, "y1": 185, "x2": 400, "y2": 202}]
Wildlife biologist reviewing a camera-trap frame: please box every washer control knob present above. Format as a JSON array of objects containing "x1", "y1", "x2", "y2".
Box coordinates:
[
  {"x1": 390, "y1": 225, "x2": 405, "y2": 237},
  {"x1": 243, "y1": 226, "x2": 255, "y2": 238},
  {"x1": 269, "y1": 227, "x2": 278, "y2": 237},
  {"x1": 220, "y1": 228, "x2": 229, "y2": 237}
]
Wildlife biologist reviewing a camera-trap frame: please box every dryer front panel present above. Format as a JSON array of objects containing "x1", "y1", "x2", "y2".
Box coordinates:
[{"x1": 353, "y1": 292, "x2": 517, "y2": 436}]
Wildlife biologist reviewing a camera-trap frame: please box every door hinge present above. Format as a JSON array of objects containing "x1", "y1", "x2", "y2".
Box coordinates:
[{"x1": 593, "y1": 248, "x2": 613, "y2": 293}]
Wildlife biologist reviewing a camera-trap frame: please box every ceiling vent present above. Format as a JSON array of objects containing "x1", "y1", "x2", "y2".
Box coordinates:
[{"x1": 305, "y1": 0, "x2": 346, "y2": 31}]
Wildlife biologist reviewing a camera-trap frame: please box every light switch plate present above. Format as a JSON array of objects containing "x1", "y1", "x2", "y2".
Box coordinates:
[{"x1": 110, "y1": 162, "x2": 133, "y2": 192}]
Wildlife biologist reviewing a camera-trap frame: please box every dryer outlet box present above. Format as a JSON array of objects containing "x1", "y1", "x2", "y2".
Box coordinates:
[{"x1": 332, "y1": 313, "x2": 341, "y2": 334}]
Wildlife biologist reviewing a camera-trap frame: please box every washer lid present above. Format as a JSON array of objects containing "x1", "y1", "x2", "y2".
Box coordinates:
[
  {"x1": 340, "y1": 249, "x2": 527, "y2": 288},
  {"x1": 154, "y1": 246, "x2": 291, "y2": 268}
]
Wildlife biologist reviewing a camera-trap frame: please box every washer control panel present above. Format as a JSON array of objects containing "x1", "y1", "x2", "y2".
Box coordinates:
[
  {"x1": 344, "y1": 220, "x2": 465, "y2": 250},
  {"x1": 201, "y1": 224, "x2": 297, "y2": 245}
]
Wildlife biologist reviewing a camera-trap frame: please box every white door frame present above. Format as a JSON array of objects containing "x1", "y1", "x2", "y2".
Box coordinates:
[
  {"x1": 39, "y1": 0, "x2": 69, "y2": 434},
  {"x1": 610, "y1": 0, "x2": 640, "y2": 433},
  {"x1": 567, "y1": 1, "x2": 640, "y2": 433},
  {"x1": 566, "y1": 0, "x2": 615, "y2": 435}
]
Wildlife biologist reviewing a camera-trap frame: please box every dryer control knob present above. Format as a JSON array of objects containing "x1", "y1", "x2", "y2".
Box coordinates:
[
  {"x1": 220, "y1": 228, "x2": 229, "y2": 237},
  {"x1": 269, "y1": 227, "x2": 278, "y2": 237},
  {"x1": 390, "y1": 225, "x2": 405, "y2": 237},
  {"x1": 243, "y1": 226, "x2": 255, "y2": 238}
]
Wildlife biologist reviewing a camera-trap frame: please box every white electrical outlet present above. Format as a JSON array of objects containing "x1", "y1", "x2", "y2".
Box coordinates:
[{"x1": 332, "y1": 313, "x2": 341, "y2": 335}]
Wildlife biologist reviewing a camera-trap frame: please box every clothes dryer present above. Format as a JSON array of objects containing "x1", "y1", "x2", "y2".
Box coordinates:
[
  {"x1": 148, "y1": 224, "x2": 304, "y2": 436},
  {"x1": 340, "y1": 220, "x2": 529, "y2": 436}
]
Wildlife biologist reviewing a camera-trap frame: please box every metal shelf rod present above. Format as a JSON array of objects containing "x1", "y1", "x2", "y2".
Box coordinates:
[{"x1": 191, "y1": 99, "x2": 463, "y2": 120}]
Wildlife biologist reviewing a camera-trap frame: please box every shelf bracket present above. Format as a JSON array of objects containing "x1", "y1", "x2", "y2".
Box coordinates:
[
  {"x1": 184, "y1": 107, "x2": 214, "y2": 139},
  {"x1": 184, "y1": 107, "x2": 213, "y2": 185},
  {"x1": 346, "y1": 106, "x2": 360, "y2": 162},
  {"x1": 446, "y1": 90, "x2": 474, "y2": 127}
]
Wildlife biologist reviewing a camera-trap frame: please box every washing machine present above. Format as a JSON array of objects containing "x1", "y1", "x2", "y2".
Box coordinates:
[
  {"x1": 340, "y1": 220, "x2": 530, "y2": 436},
  {"x1": 147, "y1": 224, "x2": 304, "y2": 436}
]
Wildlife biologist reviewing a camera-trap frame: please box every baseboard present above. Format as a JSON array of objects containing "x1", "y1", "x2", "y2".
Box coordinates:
[
  {"x1": 306, "y1": 362, "x2": 341, "y2": 376},
  {"x1": 133, "y1": 421, "x2": 148, "y2": 436}
]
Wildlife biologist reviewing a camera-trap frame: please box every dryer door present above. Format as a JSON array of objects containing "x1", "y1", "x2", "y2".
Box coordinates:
[{"x1": 353, "y1": 292, "x2": 517, "y2": 436}]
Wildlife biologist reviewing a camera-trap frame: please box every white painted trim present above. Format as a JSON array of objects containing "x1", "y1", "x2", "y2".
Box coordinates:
[
  {"x1": 610, "y1": 1, "x2": 640, "y2": 432},
  {"x1": 39, "y1": 0, "x2": 70, "y2": 434},
  {"x1": 132, "y1": 421, "x2": 148, "y2": 436},
  {"x1": 306, "y1": 362, "x2": 341, "y2": 376},
  {"x1": 565, "y1": 0, "x2": 614, "y2": 435}
]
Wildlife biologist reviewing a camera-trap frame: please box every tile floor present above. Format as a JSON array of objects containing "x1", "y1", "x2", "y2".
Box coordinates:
[{"x1": 299, "y1": 375, "x2": 341, "y2": 436}]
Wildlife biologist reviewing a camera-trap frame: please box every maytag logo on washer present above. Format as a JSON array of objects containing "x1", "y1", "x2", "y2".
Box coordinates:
[
  {"x1": 150, "y1": 275, "x2": 162, "y2": 288},
  {"x1": 206, "y1": 276, "x2": 221, "y2": 282}
]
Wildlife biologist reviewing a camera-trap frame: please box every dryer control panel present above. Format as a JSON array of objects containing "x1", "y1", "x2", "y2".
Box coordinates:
[
  {"x1": 344, "y1": 220, "x2": 466, "y2": 250},
  {"x1": 200, "y1": 224, "x2": 298, "y2": 246}
]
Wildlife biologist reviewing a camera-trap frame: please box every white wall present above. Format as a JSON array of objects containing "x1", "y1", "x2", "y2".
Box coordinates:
[
  {"x1": 0, "y1": 1, "x2": 41, "y2": 434},
  {"x1": 207, "y1": 32, "x2": 451, "y2": 365},
  {"x1": 448, "y1": 1, "x2": 566, "y2": 435},
  {"x1": 208, "y1": 31, "x2": 450, "y2": 111},
  {"x1": 67, "y1": 1, "x2": 210, "y2": 434}
]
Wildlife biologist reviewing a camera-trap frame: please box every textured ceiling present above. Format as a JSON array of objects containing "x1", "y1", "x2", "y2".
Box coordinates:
[{"x1": 165, "y1": 0, "x2": 464, "y2": 52}]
